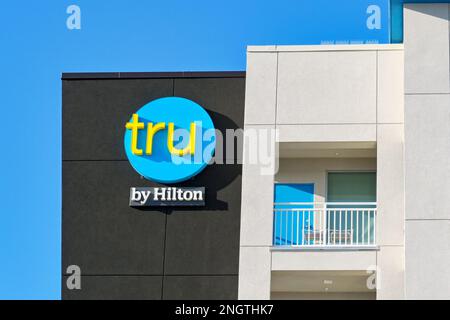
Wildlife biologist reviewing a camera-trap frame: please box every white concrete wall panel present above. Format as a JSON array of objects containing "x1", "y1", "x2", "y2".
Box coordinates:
[
  {"x1": 404, "y1": 4, "x2": 450, "y2": 94},
  {"x1": 404, "y1": 4, "x2": 450, "y2": 300},
  {"x1": 376, "y1": 246, "x2": 405, "y2": 300},
  {"x1": 244, "y1": 52, "x2": 278, "y2": 125},
  {"x1": 405, "y1": 94, "x2": 450, "y2": 220},
  {"x1": 271, "y1": 251, "x2": 376, "y2": 271},
  {"x1": 271, "y1": 292, "x2": 375, "y2": 300},
  {"x1": 377, "y1": 50, "x2": 405, "y2": 123},
  {"x1": 238, "y1": 247, "x2": 272, "y2": 300},
  {"x1": 405, "y1": 220, "x2": 450, "y2": 299},
  {"x1": 239, "y1": 125, "x2": 276, "y2": 246},
  {"x1": 276, "y1": 51, "x2": 377, "y2": 124},
  {"x1": 376, "y1": 124, "x2": 405, "y2": 246},
  {"x1": 277, "y1": 124, "x2": 377, "y2": 143}
]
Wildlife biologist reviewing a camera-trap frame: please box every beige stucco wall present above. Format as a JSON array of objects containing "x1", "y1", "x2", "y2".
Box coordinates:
[
  {"x1": 404, "y1": 4, "x2": 450, "y2": 299},
  {"x1": 271, "y1": 292, "x2": 376, "y2": 300},
  {"x1": 239, "y1": 44, "x2": 405, "y2": 300}
]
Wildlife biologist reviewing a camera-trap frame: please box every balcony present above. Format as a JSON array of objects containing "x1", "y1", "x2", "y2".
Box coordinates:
[{"x1": 273, "y1": 202, "x2": 377, "y2": 249}]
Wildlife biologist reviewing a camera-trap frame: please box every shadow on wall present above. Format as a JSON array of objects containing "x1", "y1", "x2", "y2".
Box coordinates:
[
  {"x1": 135, "y1": 109, "x2": 242, "y2": 213},
  {"x1": 391, "y1": 0, "x2": 450, "y2": 43}
]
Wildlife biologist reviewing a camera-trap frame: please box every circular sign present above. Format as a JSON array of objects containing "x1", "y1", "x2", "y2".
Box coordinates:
[{"x1": 124, "y1": 97, "x2": 216, "y2": 183}]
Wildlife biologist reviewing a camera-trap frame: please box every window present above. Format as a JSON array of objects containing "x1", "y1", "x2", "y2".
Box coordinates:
[
  {"x1": 327, "y1": 172, "x2": 376, "y2": 203},
  {"x1": 327, "y1": 172, "x2": 376, "y2": 245}
]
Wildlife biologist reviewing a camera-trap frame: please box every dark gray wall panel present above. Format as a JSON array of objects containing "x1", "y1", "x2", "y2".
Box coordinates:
[
  {"x1": 164, "y1": 173, "x2": 241, "y2": 275},
  {"x1": 174, "y1": 78, "x2": 245, "y2": 160},
  {"x1": 163, "y1": 276, "x2": 238, "y2": 300},
  {"x1": 62, "y1": 74, "x2": 245, "y2": 299},
  {"x1": 62, "y1": 276, "x2": 163, "y2": 300},
  {"x1": 174, "y1": 78, "x2": 245, "y2": 128},
  {"x1": 63, "y1": 79, "x2": 173, "y2": 161},
  {"x1": 62, "y1": 161, "x2": 166, "y2": 275}
]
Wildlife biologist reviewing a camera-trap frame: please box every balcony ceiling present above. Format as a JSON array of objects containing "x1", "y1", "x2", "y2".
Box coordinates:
[{"x1": 271, "y1": 270, "x2": 375, "y2": 293}]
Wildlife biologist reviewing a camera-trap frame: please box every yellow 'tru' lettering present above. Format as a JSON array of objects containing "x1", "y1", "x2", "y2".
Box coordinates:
[{"x1": 125, "y1": 114, "x2": 196, "y2": 156}]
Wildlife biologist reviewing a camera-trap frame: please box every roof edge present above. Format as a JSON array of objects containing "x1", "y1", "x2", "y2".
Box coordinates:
[
  {"x1": 61, "y1": 71, "x2": 246, "y2": 80},
  {"x1": 247, "y1": 44, "x2": 404, "y2": 52}
]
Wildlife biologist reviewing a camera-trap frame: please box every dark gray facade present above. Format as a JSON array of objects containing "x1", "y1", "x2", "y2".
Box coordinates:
[{"x1": 62, "y1": 72, "x2": 245, "y2": 299}]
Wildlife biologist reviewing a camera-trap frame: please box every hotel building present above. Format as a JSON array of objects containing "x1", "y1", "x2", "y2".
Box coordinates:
[{"x1": 62, "y1": 3, "x2": 450, "y2": 299}]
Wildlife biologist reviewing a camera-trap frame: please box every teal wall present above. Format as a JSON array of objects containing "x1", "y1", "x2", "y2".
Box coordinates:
[{"x1": 391, "y1": 0, "x2": 450, "y2": 43}]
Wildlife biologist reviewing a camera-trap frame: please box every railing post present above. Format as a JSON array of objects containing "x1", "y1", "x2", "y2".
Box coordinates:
[
  {"x1": 373, "y1": 209, "x2": 376, "y2": 245},
  {"x1": 323, "y1": 205, "x2": 327, "y2": 246}
]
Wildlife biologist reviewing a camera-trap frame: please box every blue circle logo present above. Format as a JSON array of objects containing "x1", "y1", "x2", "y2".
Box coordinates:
[{"x1": 124, "y1": 97, "x2": 216, "y2": 183}]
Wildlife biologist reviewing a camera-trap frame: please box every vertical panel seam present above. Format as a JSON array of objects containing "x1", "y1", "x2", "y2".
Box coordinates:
[
  {"x1": 275, "y1": 49, "x2": 279, "y2": 128},
  {"x1": 161, "y1": 211, "x2": 168, "y2": 300},
  {"x1": 161, "y1": 78, "x2": 175, "y2": 300},
  {"x1": 376, "y1": 50, "x2": 379, "y2": 136}
]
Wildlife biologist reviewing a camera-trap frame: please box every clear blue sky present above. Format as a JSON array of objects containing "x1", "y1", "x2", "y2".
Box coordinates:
[{"x1": 0, "y1": 0, "x2": 390, "y2": 299}]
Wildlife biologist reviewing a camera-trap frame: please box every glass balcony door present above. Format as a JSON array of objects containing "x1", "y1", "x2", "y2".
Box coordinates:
[
  {"x1": 273, "y1": 183, "x2": 314, "y2": 246},
  {"x1": 327, "y1": 172, "x2": 376, "y2": 245}
]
